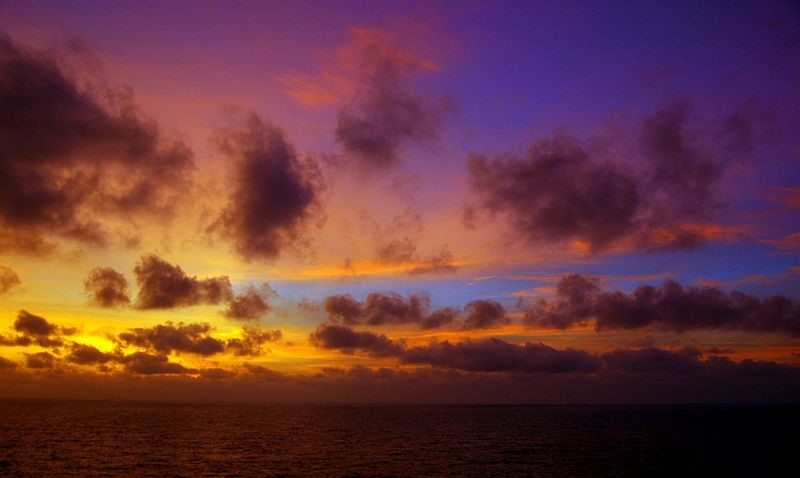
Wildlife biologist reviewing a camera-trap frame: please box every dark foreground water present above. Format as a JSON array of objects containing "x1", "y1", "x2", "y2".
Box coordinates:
[{"x1": 0, "y1": 400, "x2": 796, "y2": 477}]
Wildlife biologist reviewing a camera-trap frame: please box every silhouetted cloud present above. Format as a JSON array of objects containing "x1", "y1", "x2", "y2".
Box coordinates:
[
  {"x1": 121, "y1": 352, "x2": 195, "y2": 375},
  {"x1": 133, "y1": 254, "x2": 232, "y2": 309},
  {"x1": 467, "y1": 102, "x2": 754, "y2": 252},
  {"x1": 0, "y1": 265, "x2": 20, "y2": 294},
  {"x1": 84, "y1": 267, "x2": 130, "y2": 307},
  {"x1": 223, "y1": 283, "x2": 275, "y2": 320},
  {"x1": 0, "y1": 310, "x2": 76, "y2": 348},
  {"x1": 310, "y1": 324, "x2": 601, "y2": 373},
  {"x1": 117, "y1": 322, "x2": 226, "y2": 356},
  {"x1": 525, "y1": 274, "x2": 800, "y2": 336},
  {"x1": 375, "y1": 237, "x2": 458, "y2": 275},
  {"x1": 25, "y1": 351, "x2": 56, "y2": 369},
  {"x1": 0, "y1": 356, "x2": 16, "y2": 369},
  {"x1": 225, "y1": 327, "x2": 282, "y2": 356},
  {"x1": 0, "y1": 33, "x2": 195, "y2": 255},
  {"x1": 462, "y1": 300, "x2": 509, "y2": 329},
  {"x1": 334, "y1": 29, "x2": 449, "y2": 169},
  {"x1": 323, "y1": 291, "x2": 429, "y2": 326},
  {"x1": 66, "y1": 344, "x2": 117, "y2": 365},
  {"x1": 420, "y1": 307, "x2": 459, "y2": 330},
  {"x1": 211, "y1": 113, "x2": 323, "y2": 261},
  {"x1": 310, "y1": 324, "x2": 404, "y2": 356}
]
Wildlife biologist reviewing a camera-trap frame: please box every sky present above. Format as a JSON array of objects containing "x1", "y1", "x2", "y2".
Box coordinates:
[{"x1": 0, "y1": 0, "x2": 799, "y2": 403}]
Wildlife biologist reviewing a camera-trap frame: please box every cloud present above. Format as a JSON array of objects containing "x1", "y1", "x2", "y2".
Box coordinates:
[
  {"x1": 310, "y1": 324, "x2": 404, "y2": 356},
  {"x1": 322, "y1": 292, "x2": 507, "y2": 329},
  {"x1": 323, "y1": 291, "x2": 429, "y2": 326},
  {"x1": 25, "y1": 351, "x2": 56, "y2": 369},
  {"x1": 133, "y1": 254, "x2": 232, "y2": 309},
  {"x1": 84, "y1": 267, "x2": 130, "y2": 307},
  {"x1": 223, "y1": 283, "x2": 275, "y2": 320},
  {"x1": 0, "y1": 265, "x2": 20, "y2": 294},
  {"x1": 333, "y1": 28, "x2": 450, "y2": 169},
  {"x1": 374, "y1": 237, "x2": 458, "y2": 275},
  {"x1": 211, "y1": 113, "x2": 323, "y2": 261},
  {"x1": 225, "y1": 327, "x2": 282, "y2": 356},
  {"x1": 310, "y1": 324, "x2": 601, "y2": 373},
  {"x1": 466, "y1": 102, "x2": 753, "y2": 253},
  {"x1": 66, "y1": 343, "x2": 116, "y2": 365},
  {"x1": 525, "y1": 274, "x2": 800, "y2": 336},
  {"x1": 0, "y1": 356, "x2": 16, "y2": 370},
  {"x1": 0, "y1": 310, "x2": 76, "y2": 348},
  {"x1": 121, "y1": 352, "x2": 195, "y2": 375},
  {"x1": 0, "y1": 33, "x2": 195, "y2": 255},
  {"x1": 116, "y1": 322, "x2": 226, "y2": 356},
  {"x1": 462, "y1": 300, "x2": 509, "y2": 329}
]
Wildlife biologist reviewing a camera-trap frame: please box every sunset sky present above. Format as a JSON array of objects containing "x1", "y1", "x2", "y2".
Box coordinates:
[{"x1": 1, "y1": 0, "x2": 799, "y2": 403}]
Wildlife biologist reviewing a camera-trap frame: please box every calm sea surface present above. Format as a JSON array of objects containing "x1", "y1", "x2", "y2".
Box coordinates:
[{"x1": 0, "y1": 400, "x2": 795, "y2": 477}]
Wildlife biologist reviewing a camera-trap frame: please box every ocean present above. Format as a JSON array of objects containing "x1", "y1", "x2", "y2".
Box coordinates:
[{"x1": 0, "y1": 400, "x2": 795, "y2": 477}]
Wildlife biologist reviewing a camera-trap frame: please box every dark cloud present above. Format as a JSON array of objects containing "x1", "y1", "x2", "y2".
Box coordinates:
[
  {"x1": 310, "y1": 324, "x2": 601, "y2": 373},
  {"x1": 121, "y1": 352, "x2": 195, "y2": 375},
  {"x1": 310, "y1": 324, "x2": 404, "y2": 356},
  {"x1": 403, "y1": 339, "x2": 602, "y2": 374},
  {"x1": 84, "y1": 266, "x2": 130, "y2": 307},
  {"x1": 223, "y1": 283, "x2": 275, "y2": 320},
  {"x1": 117, "y1": 322, "x2": 226, "y2": 356},
  {"x1": 373, "y1": 236, "x2": 457, "y2": 276},
  {"x1": 0, "y1": 265, "x2": 20, "y2": 294},
  {"x1": 334, "y1": 31, "x2": 448, "y2": 169},
  {"x1": 323, "y1": 291, "x2": 430, "y2": 326},
  {"x1": 133, "y1": 254, "x2": 232, "y2": 309},
  {"x1": 225, "y1": 327, "x2": 282, "y2": 356},
  {"x1": 375, "y1": 237, "x2": 417, "y2": 263},
  {"x1": 322, "y1": 292, "x2": 507, "y2": 329},
  {"x1": 462, "y1": 300, "x2": 509, "y2": 329},
  {"x1": 603, "y1": 347, "x2": 703, "y2": 374},
  {"x1": 407, "y1": 247, "x2": 458, "y2": 275},
  {"x1": 25, "y1": 351, "x2": 56, "y2": 369},
  {"x1": 467, "y1": 102, "x2": 752, "y2": 252},
  {"x1": 0, "y1": 33, "x2": 194, "y2": 255},
  {"x1": 420, "y1": 307, "x2": 460, "y2": 330},
  {"x1": 2, "y1": 310, "x2": 75, "y2": 348},
  {"x1": 0, "y1": 356, "x2": 17, "y2": 369},
  {"x1": 525, "y1": 274, "x2": 800, "y2": 336},
  {"x1": 211, "y1": 113, "x2": 323, "y2": 261},
  {"x1": 66, "y1": 343, "x2": 116, "y2": 365}
]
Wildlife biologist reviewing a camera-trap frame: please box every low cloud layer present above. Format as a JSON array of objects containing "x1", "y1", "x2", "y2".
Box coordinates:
[
  {"x1": 525, "y1": 273, "x2": 800, "y2": 336},
  {"x1": 0, "y1": 310, "x2": 75, "y2": 348},
  {"x1": 0, "y1": 265, "x2": 20, "y2": 294},
  {"x1": 467, "y1": 102, "x2": 755, "y2": 253},
  {"x1": 224, "y1": 283, "x2": 275, "y2": 320}
]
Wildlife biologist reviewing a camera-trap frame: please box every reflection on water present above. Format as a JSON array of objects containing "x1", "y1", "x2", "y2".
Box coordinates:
[{"x1": 0, "y1": 400, "x2": 795, "y2": 477}]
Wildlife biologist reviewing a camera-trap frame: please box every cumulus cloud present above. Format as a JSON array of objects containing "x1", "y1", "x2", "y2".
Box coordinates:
[
  {"x1": 0, "y1": 33, "x2": 195, "y2": 255},
  {"x1": 121, "y1": 352, "x2": 195, "y2": 375},
  {"x1": 223, "y1": 283, "x2": 276, "y2": 320},
  {"x1": 0, "y1": 265, "x2": 20, "y2": 294},
  {"x1": 0, "y1": 356, "x2": 17, "y2": 370},
  {"x1": 467, "y1": 102, "x2": 757, "y2": 253},
  {"x1": 66, "y1": 343, "x2": 116, "y2": 365},
  {"x1": 133, "y1": 254, "x2": 232, "y2": 309},
  {"x1": 25, "y1": 351, "x2": 56, "y2": 369},
  {"x1": 525, "y1": 274, "x2": 800, "y2": 336},
  {"x1": 0, "y1": 310, "x2": 76, "y2": 348},
  {"x1": 211, "y1": 113, "x2": 323, "y2": 261},
  {"x1": 321, "y1": 292, "x2": 508, "y2": 330},
  {"x1": 225, "y1": 327, "x2": 282, "y2": 356},
  {"x1": 116, "y1": 322, "x2": 226, "y2": 356},
  {"x1": 84, "y1": 266, "x2": 130, "y2": 307},
  {"x1": 462, "y1": 300, "x2": 509, "y2": 329},
  {"x1": 332, "y1": 28, "x2": 450, "y2": 169},
  {"x1": 310, "y1": 324, "x2": 404, "y2": 356}
]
